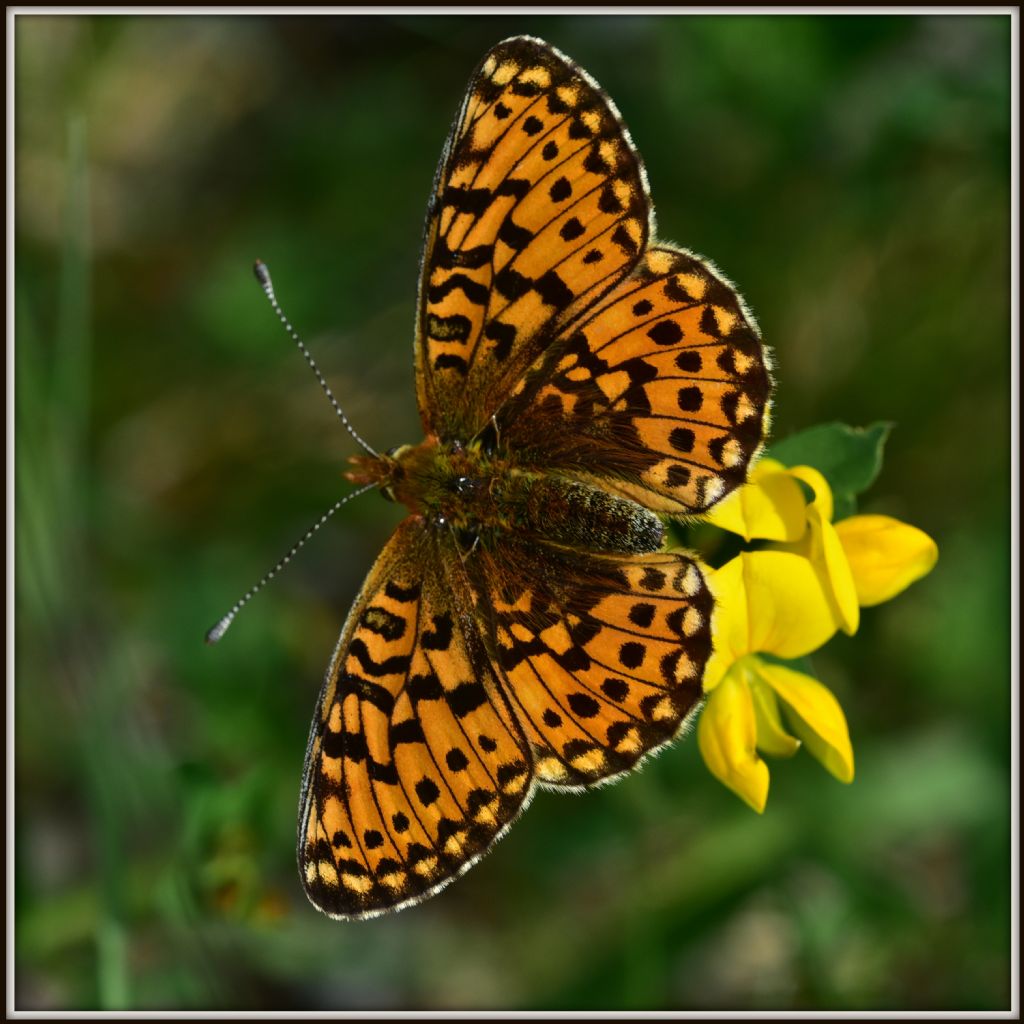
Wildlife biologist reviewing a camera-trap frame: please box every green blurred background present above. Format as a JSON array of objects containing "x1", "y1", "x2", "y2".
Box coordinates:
[{"x1": 14, "y1": 13, "x2": 1013, "y2": 1012}]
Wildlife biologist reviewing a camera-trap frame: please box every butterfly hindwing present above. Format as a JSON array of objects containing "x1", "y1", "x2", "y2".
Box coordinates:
[
  {"x1": 467, "y1": 539, "x2": 712, "y2": 788},
  {"x1": 498, "y1": 245, "x2": 772, "y2": 515},
  {"x1": 415, "y1": 35, "x2": 651, "y2": 441},
  {"x1": 298, "y1": 519, "x2": 533, "y2": 919}
]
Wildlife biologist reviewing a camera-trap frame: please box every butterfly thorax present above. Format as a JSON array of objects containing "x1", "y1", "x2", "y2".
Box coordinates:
[{"x1": 347, "y1": 437, "x2": 664, "y2": 556}]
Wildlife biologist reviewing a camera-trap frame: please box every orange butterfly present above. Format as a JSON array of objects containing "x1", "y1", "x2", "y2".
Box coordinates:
[{"x1": 299, "y1": 36, "x2": 772, "y2": 918}]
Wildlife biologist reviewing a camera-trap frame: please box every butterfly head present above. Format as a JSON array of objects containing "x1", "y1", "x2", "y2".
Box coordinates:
[
  {"x1": 345, "y1": 438, "x2": 495, "y2": 529},
  {"x1": 345, "y1": 446, "x2": 409, "y2": 503}
]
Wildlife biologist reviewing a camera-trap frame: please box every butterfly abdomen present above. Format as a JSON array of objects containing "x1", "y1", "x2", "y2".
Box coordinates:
[{"x1": 498, "y1": 473, "x2": 664, "y2": 555}]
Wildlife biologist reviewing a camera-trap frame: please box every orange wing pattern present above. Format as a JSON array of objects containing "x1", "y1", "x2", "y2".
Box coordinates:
[
  {"x1": 415, "y1": 36, "x2": 651, "y2": 440},
  {"x1": 498, "y1": 245, "x2": 772, "y2": 514},
  {"x1": 295, "y1": 36, "x2": 773, "y2": 919},
  {"x1": 298, "y1": 520, "x2": 532, "y2": 919},
  {"x1": 467, "y1": 540, "x2": 712, "y2": 788}
]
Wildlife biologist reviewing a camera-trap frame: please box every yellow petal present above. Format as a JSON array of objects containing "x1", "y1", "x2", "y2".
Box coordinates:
[
  {"x1": 751, "y1": 457, "x2": 787, "y2": 479},
  {"x1": 834, "y1": 515, "x2": 939, "y2": 606},
  {"x1": 755, "y1": 661, "x2": 854, "y2": 783},
  {"x1": 697, "y1": 668, "x2": 769, "y2": 812},
  {"x1": 703, "y1": 462, "x2": 807, "y2": 542},
  {"x1": 702, "y1": 559, "x2": 749, "y2": 691},
  {"x1": 811, "y1": 506, "x2": 860, "y2": 635},
  {"x1": 749, "y1": 669, "x2": 801, "y2": 757},
  {"x1": 786, "y1": 464, "x2": 834, "y2": 523},
  {"x1": 768, "y1": 505, "x2": 859, "y2": 636},
  {"x1": 736, "y1": 550, "x2": 841, "y2": 659}
]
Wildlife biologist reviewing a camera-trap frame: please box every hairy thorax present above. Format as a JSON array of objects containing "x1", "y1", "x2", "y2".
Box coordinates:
[{"x1": 347, "y1": 435, "x2": 664, "y2": 556}]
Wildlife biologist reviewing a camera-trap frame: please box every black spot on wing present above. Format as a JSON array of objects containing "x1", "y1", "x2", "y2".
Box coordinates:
[
  {"x1": 434, "y1": 354, "x2": 469, "y2": 374},
  {"x1": 427, "y1": 273, "x2": 490, "y2": 306},
  {"x1": 422, "y1": 612, "x2": 454, "y2": 651},
  {"x1": 347, "y1": 640, "x2": 410, "y2": 679},
  {"x1": 426, "y1": 313, "x2": 471, "y2": 342}
]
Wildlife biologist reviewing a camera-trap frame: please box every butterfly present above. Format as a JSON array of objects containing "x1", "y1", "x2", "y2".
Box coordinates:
[{"x1": 298, "y1": 35, "x2": 772, "y2": 918}]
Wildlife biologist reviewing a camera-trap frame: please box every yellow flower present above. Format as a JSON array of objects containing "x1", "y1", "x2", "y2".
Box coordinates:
[
  {"x1": 696, "y1": 456, "x2": 939, "y2": 811},
  {"x1": 709, "y1": 457, "x2": 938, "y2": 637},
  {"x1": 698, "y1": 552, "x2": 854, "y2": 812}
]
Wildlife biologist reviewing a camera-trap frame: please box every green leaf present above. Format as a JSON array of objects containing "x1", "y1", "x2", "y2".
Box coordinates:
[{"x1": 767, "y1": 422, "x2": 893, "y2": 502}]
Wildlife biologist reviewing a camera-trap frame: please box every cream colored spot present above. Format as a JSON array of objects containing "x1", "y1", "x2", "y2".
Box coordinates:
[
  {"x1": 502, "y1": 769, "x2": 529, "y2": 794},
  {"x1": 599, "y1": 139, "x2": 619, "y2": 168},
  {"x1": 615, "y1": 727, "x2": 642, "y2": 754},
  {"x1": 733, "y1": 350, "x2": 755, "y2": 374},
  {"x1": 536, "y1": 756, "x2": 567, "y2": 781},
  {"x1": 570, "y1": 748, "x2": 606, "y2": 774},
  {"x1": 683, "y1": 607, "x2": 703, "y2": 636},
  {"x1": 492, "y1": 60, "x2": 518, "y2": 85},
  {"x1": 581, "y1": 109, "x2": 602, "y2": 134},
  {"x1": 734, "y1": 393, "x2": 757, "y2": 423},
  {"x1": 722, "y1": 438, "x2": 744, "y2": 468},
  {"x1": 473, "y1": 796, "x2": 500, "y2": 825},
  {"x1": 703, "y1": 477, "x2": 726, "y2": 506},
  {"x1": 675, "y1": 273, "x2": 706, "y2": 300},
  {"x1": 522, "y1": 65, "x2": 551, "y2": 88},
  {"x1": 305, "y1": 862, "x2": 318, "y2": 885},
  {"x1": 318, "y1": 861, "x2": 339, "y2": 886},
  {"x1": 482, "y1": 55, "x2": 497, "y2": 77},
  {"x1": 444, "y1": 831, "x2": 468, "y2": 857},
  {"x1": 713, "y1": 306, "x2": 737, "y2": 335},
  {"x1": 379, "y1": 870, "x2": 407, "y2": 891},
  {"x1": 651, "y1": 696, "x2": 676, "y2": 722},
  {"x1": 612, "y1": 180, "x2": 632, "y2": 208},
  {"x1": 674, "y1": 652, "x2": 696, "y2": 682},
  {"x1": 647, "y1": 250, "x2": 675, "y2": 275},
  {"x1": 412, "y1": 856, "x2": 438, "y2": 878},
  {"x1": 556, "y1": 84, "x2": 579, "y2": 107},
  {"x1": 681, "y1": 563, "x2": 703, "y2": 597},
  {"x1": 341, "y1": 871, "x2": 371, "y2": 894}
]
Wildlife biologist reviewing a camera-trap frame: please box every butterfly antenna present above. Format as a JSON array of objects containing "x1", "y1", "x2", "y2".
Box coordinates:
[
  {"x1": 253, "y1": 259, "x2": 379, "y2": 458},
  {"x1": 205, "y1": 482, "x2": 376, "y2": 644}
]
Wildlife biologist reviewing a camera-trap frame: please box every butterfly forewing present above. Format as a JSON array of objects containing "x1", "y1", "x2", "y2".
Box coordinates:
[
  {"x1": 498, "y1": 246, "x2": 772, "y2": 514},
  {"x1": 299, "y1": 520, "x2": 533, "y2": 919},
  {"x1": 416, "y1": 36, "x2": 651, "y2": 440}
]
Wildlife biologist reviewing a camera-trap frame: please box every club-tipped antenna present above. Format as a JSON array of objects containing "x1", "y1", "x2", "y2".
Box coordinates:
[
  {"x1": 253, "y1": 259, "x2": 379, "y2": 458},
  {"x1": 205, "y1": 482, "x2": 376, "y2": 645}
]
